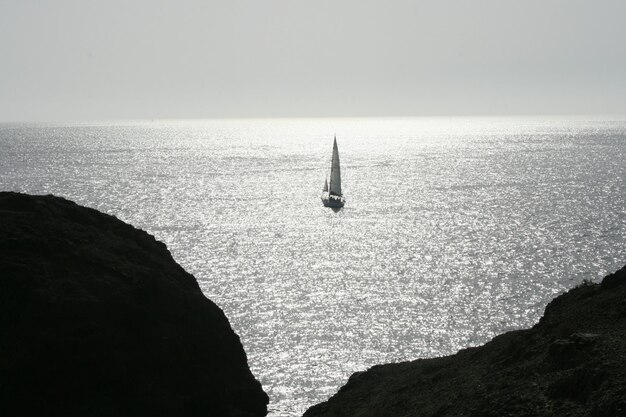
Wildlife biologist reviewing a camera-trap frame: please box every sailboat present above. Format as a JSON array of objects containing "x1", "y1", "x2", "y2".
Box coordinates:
[{"x1": 321, "y1": 135, "x2": 345, "y2": 208}]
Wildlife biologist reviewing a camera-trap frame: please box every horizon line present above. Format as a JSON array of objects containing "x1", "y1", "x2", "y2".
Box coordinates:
[{"x1": 2, "y1": 112, "x2": 626, "y2": 125}]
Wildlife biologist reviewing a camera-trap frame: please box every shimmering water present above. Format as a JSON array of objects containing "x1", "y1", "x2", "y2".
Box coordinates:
[{"x1": 1, "y1": 117, "x2": 625, "y2": 416}]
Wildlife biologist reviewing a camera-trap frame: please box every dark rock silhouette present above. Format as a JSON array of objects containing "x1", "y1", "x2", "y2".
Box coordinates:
[
  {"x1": 304, "y1": 266, "x2": 626, "y2": 417},
  {"x1": 0, "y1": 192, "x2": 268, "y2": 417}
]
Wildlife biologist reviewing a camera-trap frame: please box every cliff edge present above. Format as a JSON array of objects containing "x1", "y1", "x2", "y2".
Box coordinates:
[
  {"x1": 304, "y1": 266, "x2": 626, "y2": 417},
  {"x1": 0, "y1": 192, "x2": 268, "y2": 417}
]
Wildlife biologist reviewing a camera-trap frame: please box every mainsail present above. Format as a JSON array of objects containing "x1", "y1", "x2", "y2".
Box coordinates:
[{"x1": 328, "y1": 136, "x2": 342, "y2": 196}]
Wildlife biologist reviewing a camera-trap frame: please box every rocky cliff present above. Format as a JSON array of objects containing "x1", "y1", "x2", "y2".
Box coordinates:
[
  {"x1": 304, "y1": 266, "x2": 626, "y2": 417},
  {"x1": 0, "y1": 192, "x2": 268, "y2": 417}
]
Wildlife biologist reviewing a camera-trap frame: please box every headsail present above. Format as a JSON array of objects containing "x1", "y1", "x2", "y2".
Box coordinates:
[
  {"x1": 323, "y1": 177, "x2": 328, "y2": 192},
  {"x1": 328, "y1": 135, "x2": 342, "y2": 196}
]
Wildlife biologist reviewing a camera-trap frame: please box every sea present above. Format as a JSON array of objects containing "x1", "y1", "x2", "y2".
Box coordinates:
[{"x1": 1, "y1": 117, "x2": 625, "y2": 416}]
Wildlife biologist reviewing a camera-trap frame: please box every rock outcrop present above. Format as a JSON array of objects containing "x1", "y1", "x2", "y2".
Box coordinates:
[
  {"x1": 0, "y1": 192, "x2": 268, "y2": 417},
  {"x1": 304, "y1": 266, "x2": 626, "y2": 417}
]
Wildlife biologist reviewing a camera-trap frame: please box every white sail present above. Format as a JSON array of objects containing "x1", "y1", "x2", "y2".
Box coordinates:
[
  {"x1": 323, "y1": 177, "x2": 328, "y2": 192},
  {"x1": 328, "y1": 136, "x2": 342, "y2": 196}
]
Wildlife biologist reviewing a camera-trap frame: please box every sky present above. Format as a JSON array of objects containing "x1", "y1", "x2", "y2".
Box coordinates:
[{"x1": 1, "y1": 0, "x2": 626, "y2": 121}]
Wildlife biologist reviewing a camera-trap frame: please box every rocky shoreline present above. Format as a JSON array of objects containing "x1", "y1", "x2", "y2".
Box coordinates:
[
  {"x1": 0, "y1": 192, "x2": 268, "y2": 417},
  {"x1": 303, "y1": 266, "x2": 626, "y2": 417}
]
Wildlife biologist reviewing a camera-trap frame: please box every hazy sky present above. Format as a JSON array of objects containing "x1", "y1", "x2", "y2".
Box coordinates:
[{"x1": 1, "y1": 0, "x2": 625, "y2": 121}]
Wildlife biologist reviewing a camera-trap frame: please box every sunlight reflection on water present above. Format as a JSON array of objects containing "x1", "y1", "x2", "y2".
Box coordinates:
[{"x1": 1, "y1": 117, "x2": 625, "y2": 416}]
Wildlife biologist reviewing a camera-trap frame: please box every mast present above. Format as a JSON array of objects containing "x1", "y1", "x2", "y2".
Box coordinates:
[{"x1": 328, "y1": 135, "x2": 342, "y2": 196}]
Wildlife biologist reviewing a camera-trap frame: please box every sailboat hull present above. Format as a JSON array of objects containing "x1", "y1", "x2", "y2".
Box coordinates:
[{"x1": 321, "y1": 195, "x2": 345, "y2": 208}]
